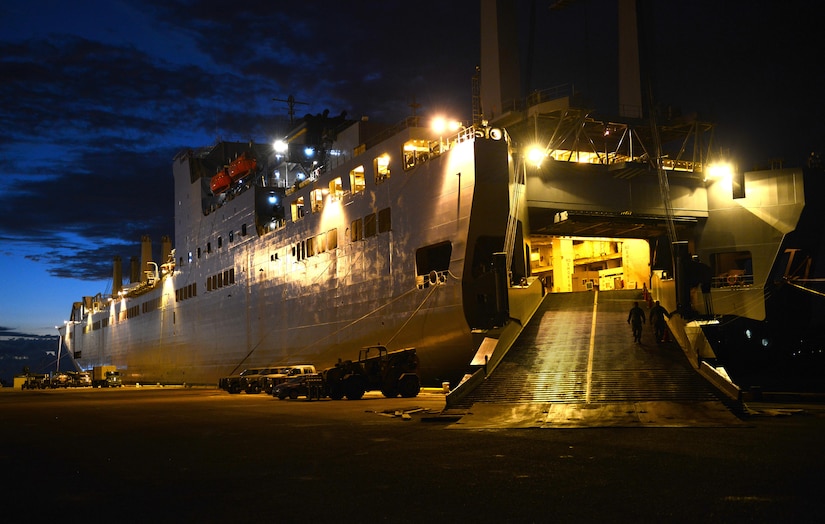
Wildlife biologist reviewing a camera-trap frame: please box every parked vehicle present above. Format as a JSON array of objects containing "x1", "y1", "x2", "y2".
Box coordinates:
[
  {"x1": 261, "y1": 365, "x2": 317, "y2": 394},
  {"x1": 20, "y1": 373, "x2": 49, "y2": 390},
  {"x1": 219, "y1": 365, "x2": 317, "y2": 394},
  {"x1": 218, "y1": 368, "x2": 264, "y2": 394},
  {"x1": 49, "y1": 372, "x2": 72, "y2": 388},
  {"x1": 272, "y1": 346, "x2": 420, "y2": 401},
  {"x1": 273, "y1": 373, "x2": 326, "y2": 400},
  {"x1": 323, "y1": 346, "x2": 420, "y2": 400},
  {"x1": 69, "y1": 371, "x2": 92, "y2": 387},
  {"x1": 92, "y1": 366, "x2": 122, "y2": 387}
]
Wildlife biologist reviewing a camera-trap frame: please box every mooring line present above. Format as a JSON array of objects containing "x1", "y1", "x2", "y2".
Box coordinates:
[{"x1": 585, "y1": 289, "x2": 599, "y2": 403}]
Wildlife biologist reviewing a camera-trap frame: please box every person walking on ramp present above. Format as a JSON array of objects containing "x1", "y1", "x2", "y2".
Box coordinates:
[
  {"x1": 627, "y1": 301, "x2": 646, "y2": 343},
  {"x1": 650, "y1": 300, "x2": 672, "y2": 343}
]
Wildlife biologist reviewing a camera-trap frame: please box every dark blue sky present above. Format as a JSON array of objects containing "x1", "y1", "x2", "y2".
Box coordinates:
[{"x1": 0, "y1": 0, "x2": 822, "y2": 337}]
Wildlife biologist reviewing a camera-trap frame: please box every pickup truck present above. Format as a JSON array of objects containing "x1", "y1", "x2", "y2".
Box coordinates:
[
  {"x1": 261, "y1": 365, "x2": 316, "y2": 394},
  {"x1": 219, "y1": 365, "x2": 316, "y2": 394}
]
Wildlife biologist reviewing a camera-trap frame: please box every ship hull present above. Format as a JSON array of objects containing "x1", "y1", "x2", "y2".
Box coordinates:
[
  {"x1": 693, "y1": 165, "x2": 825, "y2": 388},
  {"x1": 60, "y1": 121, "x2": 518, "y2": 387}
]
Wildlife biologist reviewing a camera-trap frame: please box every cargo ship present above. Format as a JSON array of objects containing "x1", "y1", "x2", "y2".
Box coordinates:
[
  {"x1": 58, "y1": 112, "x2": 535, "y2": 386},
  {"x1": 57, "y1": 0, "x2": 825, "y2": 393}
]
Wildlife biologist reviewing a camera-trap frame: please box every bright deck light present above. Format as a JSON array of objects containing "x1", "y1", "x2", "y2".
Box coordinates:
[
  {"x1": 431, "y1": 117, "x2": 461, "y2": 134},
  {"x1": 526, "y1": 145, "x2": 546, "y2": 167},
  {"x1": 705, "y1": 161, "x2": 733, "y2": 180},
  {"x1": 273, "y1": 139, "x2": 287, "y2": 153}
]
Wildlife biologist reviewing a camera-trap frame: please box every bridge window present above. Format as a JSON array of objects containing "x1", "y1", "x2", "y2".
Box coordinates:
[
  {"x1": 329, "y1": 177, "x2": 343, "y2": 200},
  {"x1": 403, "y1": 140, "x2": 430, "y2": 170},
  {"x1": 378, "y1": 207, "x2": 391, "y2": 233},
  {"x1": 310, "y1": 188, "x2": 325, "y2": 213},
  {"x1": 374, "y1": 154, "x2": 390, "y2": 183},
  {"x1": 364, "y1": 213, "x2": 376, "y2": 238},
  {"x1": 351, "y1": 218, "x2": 363, "y2": 242},
  {"x1": 350, "y1": 165, "x2": 365, "y2": 194},
  {"x1": 327, "y1": 228, "x2": 338, "y2": 250},
  {"x1": 291, "y1": 196, "x2": 305, "y2": 221}
]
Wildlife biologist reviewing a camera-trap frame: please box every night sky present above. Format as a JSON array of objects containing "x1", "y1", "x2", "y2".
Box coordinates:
[{"x1": 1, "y1": 0, "x2": 822, "y2": 338}]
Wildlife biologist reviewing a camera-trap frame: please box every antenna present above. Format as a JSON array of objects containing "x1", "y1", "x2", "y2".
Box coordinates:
[
  {"x1": 408, "y1": 96, "x2": 421, "y2": 117},
  {"x1": 273, "y1": 95, "x2": 309, "y2": 125}
]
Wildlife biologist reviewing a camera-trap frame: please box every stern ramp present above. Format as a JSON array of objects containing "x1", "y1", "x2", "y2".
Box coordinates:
[{"x1": 447, "y1": 289, "x2": 743, "y2": 428}]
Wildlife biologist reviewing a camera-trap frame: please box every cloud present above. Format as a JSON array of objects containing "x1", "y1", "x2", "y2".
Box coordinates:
[
  {"x1": 0, "y1": 325, "x2": 56, "y2": 339},
  {"x1": 0, "y1": 0, "x2": 485, "y2": 288}
]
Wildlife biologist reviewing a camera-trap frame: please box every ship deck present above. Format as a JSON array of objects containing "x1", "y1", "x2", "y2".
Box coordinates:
[{"x1": 446, "y1": 289, "x2": 744, "y2": 428}]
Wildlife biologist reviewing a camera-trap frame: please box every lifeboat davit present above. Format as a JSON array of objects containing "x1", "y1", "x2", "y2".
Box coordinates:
[
  {"x1": 228, "y1": 152, "x2": 257, "y2": 182},
  {"x1": 210, "y1": 167, "x2": 231, "y2": 194},
  {"x1": 210, "y1": 153, "x2": 257, "y2": 195}
]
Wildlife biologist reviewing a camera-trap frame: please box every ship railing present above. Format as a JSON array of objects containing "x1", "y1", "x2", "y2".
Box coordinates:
[
  {"x1": 496, "y1": 84, "x2": 573, "y2": 114},
  {"x1": 711, "y1": 273, "x2": 754, "y2": 288},
  {"x1": 453, "y1": 125, "x2": 476, "y2": 145},
  {"x1": 363, "y1": 116, "x2": 423, "y2": 151},
  {"x1": 524, "y1": 84, "x2": 573, "y2": 109},
  {"x1": 303, "y1": 117, "x2": 481, "y2": 180},
  {"x1": 661, "y1": 158, "x2": 699, "y2": 172},
  {"x1": 426, "y1": 124, "x2": 479, "y2": 157},
  {"x1": 323, "y1": 148, "x2": 354, "y2": 171}
]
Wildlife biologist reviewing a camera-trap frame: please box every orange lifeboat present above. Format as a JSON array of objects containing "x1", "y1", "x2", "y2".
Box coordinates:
[
  {"x1": 228, "y1": 152, "x2": 257, "y2": 182},
  {"x1": 210, "y1": 167, "x2": 231, "y2": 194}
]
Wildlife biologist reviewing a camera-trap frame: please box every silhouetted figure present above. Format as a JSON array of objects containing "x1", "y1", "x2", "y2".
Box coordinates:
[
  {"x1": 627, "y1": 301, "x2": 646, "y2": 343},
  {"x1": 649, "y1": 301, "x2": 672, "y2": 343}
]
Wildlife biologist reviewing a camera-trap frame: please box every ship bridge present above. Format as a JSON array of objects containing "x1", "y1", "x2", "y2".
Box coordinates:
[{"x1": 445, "y1": 289, "x2": 744, "y2": 428}]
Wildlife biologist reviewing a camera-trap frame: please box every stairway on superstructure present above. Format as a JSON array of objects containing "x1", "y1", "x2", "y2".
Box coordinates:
[{"x1": 447, "y1": 289, "x2": 743, "y2": 426}]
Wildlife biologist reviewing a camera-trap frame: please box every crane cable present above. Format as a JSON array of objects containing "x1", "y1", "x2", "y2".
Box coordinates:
[{"x1": 647, "y1": 83, "x2": 678, "y2": 262}]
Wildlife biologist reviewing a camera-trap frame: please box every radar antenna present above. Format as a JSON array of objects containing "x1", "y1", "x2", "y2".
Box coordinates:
[{"x1": 273, "y1": 95, "x2": 309, "y2": 125}]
